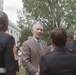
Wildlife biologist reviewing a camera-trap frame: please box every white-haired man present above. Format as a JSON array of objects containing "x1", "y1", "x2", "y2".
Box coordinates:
[{"x1": 21, "y1": 22, "x2": 48, "y2": 75}]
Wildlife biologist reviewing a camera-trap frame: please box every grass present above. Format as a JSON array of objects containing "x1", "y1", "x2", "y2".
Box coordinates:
[{"x1": 19, "y1": 67, "x2": 25, "y2": 75}]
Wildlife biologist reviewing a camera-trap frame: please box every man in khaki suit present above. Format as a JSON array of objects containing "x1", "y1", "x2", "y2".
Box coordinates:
[{"x1": 21, "y1": 22, "x2": 48, "y2": 75}]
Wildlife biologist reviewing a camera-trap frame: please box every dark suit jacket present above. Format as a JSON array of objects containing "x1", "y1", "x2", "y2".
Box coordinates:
[
  {"x1": 0, "y1": 31, "x2": 19, "y2": 75},
  {"x1": 21, "y1": 37, "x2": 48, "y2": 75},
  {"x1": 66, "y1": 41, "x2": 76, "y2": 53},
  {"x1": 40, "y1": 47, "x2": 76, "y2": 75}
]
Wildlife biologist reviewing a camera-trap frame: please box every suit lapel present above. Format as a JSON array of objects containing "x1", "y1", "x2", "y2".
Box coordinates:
[
  {"x1": 40, "y1": 40, "x2": 46, "y2": 55},
  {"x1": 31, "y1": 38, "x2": 42, "y2": 57}
]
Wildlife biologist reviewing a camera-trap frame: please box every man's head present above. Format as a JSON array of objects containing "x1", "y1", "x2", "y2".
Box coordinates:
[
  {"x1": 0, "y1": 11, "x2": 8, "y2": 32},
  {"x1": 51, "y1": 28, "x2": 67, "y2": 47},
  {"x1": 73, "y1": 31, "x2": 76, "y2": 41},
  {"x1": 31, "y1": 22, "x2": 43, "y2": 39}
]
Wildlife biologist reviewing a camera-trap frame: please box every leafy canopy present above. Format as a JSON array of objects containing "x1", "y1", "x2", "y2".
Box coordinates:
[{"x1": 17, "y1": 0, "x2": 76, "y2": 44}]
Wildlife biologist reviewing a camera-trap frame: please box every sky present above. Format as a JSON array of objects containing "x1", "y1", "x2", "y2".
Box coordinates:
[{"x1": 3, "y1": 0, "x2": 23, "y2": 24}]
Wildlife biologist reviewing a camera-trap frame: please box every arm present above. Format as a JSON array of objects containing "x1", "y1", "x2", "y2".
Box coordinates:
[
  {"x1": 21, "y1": 41, "x2": 37, "y2": 75},
  {"x1": 5, "y1": 36, "x2": 19, "y2": 75},
  {"x1": 37, "y1": 65, "x2": 40, "y2": 75}
]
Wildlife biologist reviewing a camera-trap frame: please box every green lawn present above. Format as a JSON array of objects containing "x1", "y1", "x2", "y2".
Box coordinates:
[{"x1": 19, "y1": 67, "x2": 25, "y2": 75}]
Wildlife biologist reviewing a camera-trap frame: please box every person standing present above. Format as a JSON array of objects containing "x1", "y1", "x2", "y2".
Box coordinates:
[
  {"x1": 66, "y1": 31, "x2": 76, "y2": 53},
  {"x1": 0, "y1": 11, "x2": 19, "y2": 75},
  {"x1": 39, "y1": 28, "x2": 76, "y2": 75},
  {"x1": 16, "y1": 43, "x2": 22, "y2": 67},
  {"x1": 21, "y1": 22, "x2": 48, "y2": 75}
]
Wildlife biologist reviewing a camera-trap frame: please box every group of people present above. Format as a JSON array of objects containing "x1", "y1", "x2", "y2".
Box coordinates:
[
  {"x1": 0, "y1": 11, "x2": 76, "y2": 75},
  {"x1": 39, "y1": 28, "x2": 76, "y2": 75},
  {"x1": 21, "y1": 21, "x2": 76, "y2": 75}
]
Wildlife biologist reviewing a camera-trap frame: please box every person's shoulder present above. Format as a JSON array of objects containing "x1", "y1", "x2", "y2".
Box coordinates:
[
  {"x1": 45, "y1": 50, "x2": 54, "y2": 56},
  {"x1": 0, "y1": 32, "x2": 15, "y2": 46},
  {"x1": 67, "y1": 50, "x2": 76, "y2": 55},
  {"x1": 67, "y1": 50, "x2": 76, "y2": 60},
  {"x1": 68, "y1": 41, "x2": 75, "y2": 47},
  {"x1": 0, "y1": 31, "x2": 9, "y2": 37},
  {"x1": 22, "y1": 40, "x2": 28, "y2": 45},
  {"x1": 66, "y1": 41, "x2": 74, "y2": 44},
  {"x1": 41, "y1": 51, "x2": 55, "y2": 60},
  {"x1": 6, "y1": 33, "x2": 15, "y2": 40},
  {"x1": 22, "y1": 37, "x2": 33, "y2": 46},
  {"x1": 0, "y1": 31, "x2": 14, "y2": 40}
]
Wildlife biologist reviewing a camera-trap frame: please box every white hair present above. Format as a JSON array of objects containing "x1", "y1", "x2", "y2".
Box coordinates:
[{"x1": 32, "y1": 22, "x2": 43, "y2": 30}]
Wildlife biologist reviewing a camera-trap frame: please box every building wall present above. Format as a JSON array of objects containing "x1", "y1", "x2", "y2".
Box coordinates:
[
  {"x1": 6, "y1": 21, "x2": 21, "y2": 46},
  {"x1": 0, "y1": 0, "x2": 21, "y2": 46},
  {"x1": 0, "y1": 0, "x2": 3, "y2": 11}
]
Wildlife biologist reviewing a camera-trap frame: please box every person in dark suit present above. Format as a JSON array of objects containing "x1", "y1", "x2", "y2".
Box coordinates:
[
  {"x1": 0, "y1": 11, "x2": 19, "y2": 75},
  {"x1": 21, "y1": 22, "x2": 48, "y2": 75},
  {"x1": 39, "y1": 28, "x2": 76, "y2": 75},
  {"x1": 66, "y1": 31, "x2": 76, "y2": 53}
]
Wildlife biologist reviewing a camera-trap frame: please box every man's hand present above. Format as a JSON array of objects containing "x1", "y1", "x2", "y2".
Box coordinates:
[{"x1": 36, "y1": 72, "x2": 39, "y2": 75}]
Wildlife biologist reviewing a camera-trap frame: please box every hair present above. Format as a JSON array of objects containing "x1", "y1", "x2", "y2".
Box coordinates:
[
  {"x1": 32, "y1": 22, "x2": 43, "y2": 30},
  {"x1": 0, "y1": 11, "x2": 8, "y2": 32},
  {"x1": 51, "y1": 28, "x2": 67, "y2": 47}
]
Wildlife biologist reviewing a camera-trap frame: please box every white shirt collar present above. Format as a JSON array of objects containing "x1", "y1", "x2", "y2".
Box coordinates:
[{"x1": 33, "y1": 36, "x2": 40, "y2": 43}]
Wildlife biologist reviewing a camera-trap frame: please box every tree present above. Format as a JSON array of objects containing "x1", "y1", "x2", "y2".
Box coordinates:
[
  {"x1": 19, "y1": 26, "x2": 32, "y2": 43},
  {"x1": 17, "y1": 0, "x2": 76, "y2": 44}
]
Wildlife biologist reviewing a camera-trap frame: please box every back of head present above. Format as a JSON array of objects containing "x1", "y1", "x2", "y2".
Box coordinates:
[
  {"x1": 51, "y1": 28, "x2": 67, "y2": 47},
  {"x1": 0, "y1": 11, "x2": 8, "y2": 32}
]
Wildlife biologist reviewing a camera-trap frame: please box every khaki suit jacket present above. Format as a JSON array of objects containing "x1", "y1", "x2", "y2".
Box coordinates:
[{"x1": 21, "y1": 37, "x2": 48, "y2": 75}]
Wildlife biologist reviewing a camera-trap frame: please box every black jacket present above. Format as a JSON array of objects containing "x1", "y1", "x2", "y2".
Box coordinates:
[
  {"x1": 66, "y1": 41, "x2": 76, "y2": 53},
  {"x1": 40, "y1": 47, "x2": 76, "y2": 75},
  {"x1": 0, "y1": 31, "x2": 19, "y2": 75}
]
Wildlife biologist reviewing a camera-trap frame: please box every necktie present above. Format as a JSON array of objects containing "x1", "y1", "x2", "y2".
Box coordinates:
[{"x1": 37, "y1": 40, "x2": 40, "y2": 45}]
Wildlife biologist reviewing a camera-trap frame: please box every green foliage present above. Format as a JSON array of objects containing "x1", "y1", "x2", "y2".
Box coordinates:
[
  {"x1": 19, "y1": 67, "x2": 25, "y2": 75},
  {"x1": 17, "y1": 0, "x2": 76, "y2": 43},
  {"x1": 19, "y1": 26, "x2": 32, "y2": 43},
  {"x1": 67, "y1": 24, "x2": 76, "y2": 41}
]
